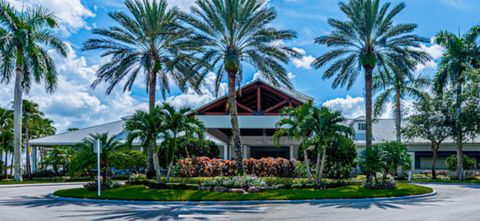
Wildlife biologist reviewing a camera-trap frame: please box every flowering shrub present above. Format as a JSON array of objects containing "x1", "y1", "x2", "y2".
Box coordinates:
[
  {"x1": 127, "y1": 173, "x2": 148, "y2": 185},
  {"x1": 201, "y1": 176, "x2": 267, "y2": 189},
  {"x1": 175, "y1": 157, "x2": 297, "y2": 177},
  {"x1": 364, "y1": 177, "x2": 397, "y2": 190}
]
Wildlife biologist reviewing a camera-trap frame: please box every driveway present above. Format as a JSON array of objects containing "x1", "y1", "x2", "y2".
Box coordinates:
[{"x1": 0, "y1": 183, "x2": 478, "y2": 221}]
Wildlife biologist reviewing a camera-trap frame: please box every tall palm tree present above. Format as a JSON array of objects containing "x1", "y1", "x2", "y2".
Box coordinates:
[
  {"x1": 76, "y1": 133, "x2": 125, "y2": 185},
  {"x1": 183, "y1": 0, "x2": 299, "y2": 173},
  {"x1": 433, "y1": 26, "x2": 480, "y2": 180},
  {"x1": 313, "y1": 0, "x2": 429, "y2": 153},
  {"x1": 83, "y1": 0, "x2": 196, "y2": 177},
  {"x1": 159, "y1": 103, "x2": 204, "y2": 182},
  {"x1": 0, "y1": 2, "x2": 67, "y2": 181},
  {"x1": 374, "y1": 70, "x2": 430, "y2": 142},
  {"x1": 125, "y1": 107, "x2": 165, "y2": 181}
]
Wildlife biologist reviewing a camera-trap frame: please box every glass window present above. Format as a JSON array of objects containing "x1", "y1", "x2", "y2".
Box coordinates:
[{"x1": 357, "y1": 123, "x2": 366, "y2": 131}]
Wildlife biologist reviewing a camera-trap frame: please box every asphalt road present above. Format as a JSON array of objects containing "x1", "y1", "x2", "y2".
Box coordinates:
[{"x1": 0, "y1": 183, "x2": 479, "y2": 221}]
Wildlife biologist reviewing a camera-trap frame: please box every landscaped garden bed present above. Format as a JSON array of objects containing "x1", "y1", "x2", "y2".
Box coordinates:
[{"x1": 53, "y1": 183, "x2": 433, "y2": 201}]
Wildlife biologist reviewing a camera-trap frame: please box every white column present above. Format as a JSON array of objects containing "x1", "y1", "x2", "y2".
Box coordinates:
[
  {"x1": 223, "y1": 145, "x2": 228, "y2": 160},
  {"x1": 243, "y1": 145, "x2": 248, "y2": 158},
  {"x1": 32, "y1": 146, "x2": 37, "y2": 173},
  {"x1": 289, "y1": 145, "x2": 294, "y2": 160}
]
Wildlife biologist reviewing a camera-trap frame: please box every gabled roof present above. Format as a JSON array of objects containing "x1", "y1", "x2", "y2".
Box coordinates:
[{"x1": 193, "y1": 78, "x2": 313, "y2": 116}]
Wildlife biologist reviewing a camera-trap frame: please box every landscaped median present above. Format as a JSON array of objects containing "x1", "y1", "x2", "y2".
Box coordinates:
[{"x1": 53, "y1": 182, "x2": 433, "y2": 202}]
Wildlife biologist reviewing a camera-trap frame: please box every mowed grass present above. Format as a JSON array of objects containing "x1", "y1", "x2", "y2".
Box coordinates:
[{"x1": 54, "y1": 183, "x2": 433, "y2": 201}]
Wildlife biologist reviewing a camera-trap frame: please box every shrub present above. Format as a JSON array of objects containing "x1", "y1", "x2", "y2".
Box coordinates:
[
  {"x1": 127, "y1": 173, "x2": 148, "y2": 185},
  {"x1": 324, "y1": 136, "x2": 357, "y2": 179},
  {"x1": 446, "y1": 155, "x2": 475, "y2": 171},
  {"x1": 83, "y1": 181, "x2": 121, "y2": 191},
  {"x1": 364, "y1": 177, "x2": 397, "y2": 190},
  {"x1": 175, "y1": 157, "x2": 297, "y2": 177},
  {"x1": 31, "y1": 169, "x2": 65, "y2": 178},
  {"x1": 200, "y1": 176, "x2": 268, "y2": 189}
]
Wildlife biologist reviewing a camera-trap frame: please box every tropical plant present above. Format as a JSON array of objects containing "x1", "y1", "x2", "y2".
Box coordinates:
[
  {"x1": 82, "y1": 0, "x2": 196, "y2": 177},
  {"x1": 379, "y1": 141, "x2": 411, "y2": 178},
  {"x1": 0, "y1": 1, "x2": 67, "y2": 181},
  {"x1": 274, "y1": 102, "x2": 316, "y2": 181},
  {"x1": 159, "y1": 103, "x2": 205, "y2": 182},
  {"x1": 40, "y1": 146, "x2": 74, "y2": 173},
  {"x1": 403, "y1": 93, "x2": 452, "y2": 179},
  {"x1": 125, "y1": 106, "x2": 164, "y2": 181},
  {"x1": 313, "y1": 0, "x2": 429, "y2": 154},
  {"x1": 374, "y1": 71, "x2": 430, "y2": 141},
  {"x1": 433, "y1": 26, "x2": 480, "y2": 180},
  {"x1": 72, "y1": 133, "x2": 125, "y2": 184},
  {"x1": 22, "y1": 100, "x2": 56, "y2": 179},
  {"x1": 0, "y1": 108, "x2": 13, "y2": 179},
  {"x1": 183, "y1": 0, "x2": 299, "y2": 174},
  {"x1": 446, "y1": 154, "x2": 475, "y2": 172},
  {"x1": 323, "y1": 136, "x2": 357, "y2": 179}
]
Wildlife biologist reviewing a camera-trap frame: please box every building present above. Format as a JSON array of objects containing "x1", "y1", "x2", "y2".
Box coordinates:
[{"x1": 30, "y1": 79, "x2": 480, "y2": 172}]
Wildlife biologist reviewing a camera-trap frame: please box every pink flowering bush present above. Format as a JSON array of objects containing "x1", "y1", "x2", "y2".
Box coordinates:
[{"x1": 176, "y1": 157, "x2": 296, "y2": 177}]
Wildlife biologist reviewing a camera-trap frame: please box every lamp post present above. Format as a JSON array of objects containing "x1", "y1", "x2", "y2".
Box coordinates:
[{"x1": 94, "y1": 139, "x2": 101, "y2": 196}]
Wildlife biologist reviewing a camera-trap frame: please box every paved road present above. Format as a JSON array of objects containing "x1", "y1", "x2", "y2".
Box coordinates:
[{"x1": 0, "y1": 183, "x2": 479, "y2": 221}]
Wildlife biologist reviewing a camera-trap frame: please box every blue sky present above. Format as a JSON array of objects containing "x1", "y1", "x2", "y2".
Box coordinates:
[{"x1": 1, "y1": 0, "x2": 479, "y2": 132}]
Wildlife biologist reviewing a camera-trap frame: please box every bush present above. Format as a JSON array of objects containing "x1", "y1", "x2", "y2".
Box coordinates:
[
  {"x1": 127, "y1": 173, "x2": 148, "y2": 185},
  {"x1": 200, "y1": 176, "x2": 267, "y2": 189},
  {"x1": 364, "y1": 177, "x2": 397, "y2": 190},
  {"x1": 446, "y1": 155, "x2": 475, "y2": 171},
  {"x1": 146, "y1": 181, "x2": 200, "y2": 190},
  {"x1": 324, "y1": 136, "x2": 357, "y2": 179},
  {"x1": 175, "y1": 157, "x2": 297, "y2": 177},
  {"x1": 83, "y1": 181, "x2": 121, "y2": 191},
  {"x1": 31, "y1": 169, "x2": 66, "y2": 178}
]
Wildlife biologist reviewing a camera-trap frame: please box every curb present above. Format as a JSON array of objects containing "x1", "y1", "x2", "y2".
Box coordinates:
[
  {"x1": 0, "y1": 182, "x2": 85, "y2": 188},
  {"x1": 49, "y1": 189, "x2": 437, "y2": 206}
]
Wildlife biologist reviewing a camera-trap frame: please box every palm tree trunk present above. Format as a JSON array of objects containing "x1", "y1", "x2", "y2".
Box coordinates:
[
  {"x1": 431, "y1": 143, "x2": 438, "y2": 180},
  {"x1": 25, "y1": 121, "x2": 31, "y2": 180},
  {"x1": 364, "y1": 65, "x2": 374, "y2": 183},
  {"x1": 455, "y1": 84, "x2": 464, "y2": 180},
  {"x1": 152, "y1": 151, "x2": 162, "y2": 182},
  {"x1": 227, "y1": 72, "x2": 243, "y2": 174},
  {"x1": 146, "y1": 72, "x2": 157, "y2": 178},
  {"x1": 317, "y1": 148, "x2": 327, "y2": 183},
  {"x1": 315, "y1": 151, "x2": 321, "y2": 183},
  {"x1": 303, "y1": 149, "x2": 312, "y2": 181},
  {"x1": 166, "y1": 160, "x2": 174, "y2": 183},
  {"x1": 13, "y1": 64, "x2": 23, "y2": 182},
  {"x1": 9, "y1": 152, "x2": 13, "y2": 177},
  {"x1": 365, "y1": 66, "x2": 373, "y2": 150},
  {"x1": 4, "y1": 150, "x2": 8, "y2": 179},
  {"x1": 395, "y1": 87, "x2": 402, "y2": 142}
]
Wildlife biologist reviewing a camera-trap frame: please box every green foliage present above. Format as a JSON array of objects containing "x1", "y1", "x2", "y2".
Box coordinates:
[
  {"x1": 175, "y1": 137, "x2": 219, "y2": 159},
  {"x1": 446, "y1": 155, "x2": 475, "y2": 171},
  {"x1": 109, "y1": 150, "x2": 146, "y2": 170},
  {"x1": 324, "y1": 136, "x2": 357, "y2": 179},
  {"x1": 360, "y1": 141, "x2": 411, "y2": 183},
  {"x1": 127, "y1": 173, "x2": 148, "y2": 185},
  {"x1": 40, "y1": 146, "x2": 74, "y2": 173}
]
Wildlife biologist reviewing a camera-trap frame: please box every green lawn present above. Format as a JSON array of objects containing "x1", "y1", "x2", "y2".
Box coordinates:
[
  {"x1": 413, "y1": 179, "x2": 480, "y2": 184},
  {"x1": 54, "y1": 183, "x2": 433, "y2": 201}
]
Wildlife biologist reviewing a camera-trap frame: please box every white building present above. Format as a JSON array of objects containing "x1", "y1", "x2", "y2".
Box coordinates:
[{"x1": 30, "y1": 79, "x2": 480, "y2": 172}]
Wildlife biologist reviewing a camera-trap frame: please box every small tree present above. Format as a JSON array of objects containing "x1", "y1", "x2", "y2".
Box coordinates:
[
  {"x1": 403, "y1": 93, "x2": 452, "y2": 179},
  {"x1": 446, "y1": 155, "x2": 475, "y2": 172},
  {"x1": 360, "y1": 141, "x2": 410, "y2": 182}
]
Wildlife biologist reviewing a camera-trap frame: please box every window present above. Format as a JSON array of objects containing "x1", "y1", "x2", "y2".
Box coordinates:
[{"x1": 357, "y1": 123, "x2": 366, "y2": 131}]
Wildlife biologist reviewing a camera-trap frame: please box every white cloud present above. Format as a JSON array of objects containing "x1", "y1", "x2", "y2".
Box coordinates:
[
  {"x1": 292, "y1": 47, "x2": 315, "y2": 70},
  {"x1": 323, "y1": 96, "x2": 365, "y2": 118},
  {"x1": 415, "y1": 38, "x2": 445, "y2": 73},
  {"x1": 165, "y1": 72, "x2": 227, "y2": 109},
  {"x1": 440, "y1": 0, "x2": 467, "y2": 9},
  {"x1": 5, "y1": 0, "x2": 95, "y2": 36}
]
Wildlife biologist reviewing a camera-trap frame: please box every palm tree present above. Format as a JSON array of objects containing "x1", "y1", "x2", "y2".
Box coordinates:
[
  {"x1": 274, "y1": 102, "x2": 316, "y2": 181},
  {"x1": 83, "y1": 0, "x2": 196, "y2": 177},
  {"x1": 313, "y1": 0, "x2": 429, "y2": 153},
  {"x1": 374, "y1": 70, "x2": 430, "y2": 142},
  {"x1": 308, "y1": 106, "x2": 352, "y2": 183},
  {"x1": 159, "y1": 103, "x2": 204, "y2": 182},
  {"x1": 0, "y1": 108, "x2": 13, "y2": 178},
  {"x1": 125, "y1": 107, "x2": 165, "y2": 181},
  {"x1": 76, "y1": 133, "x2": 124, "y2": 185},
  {"x1": 433, "y1": 26, "x2": 480, "y2": 180},
  {"x1": 0, "y1": 2, "x2": 67, "y2": 181},
  {"x1": 183, "y1": 0, "x2": 299, "y2": 173}
]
